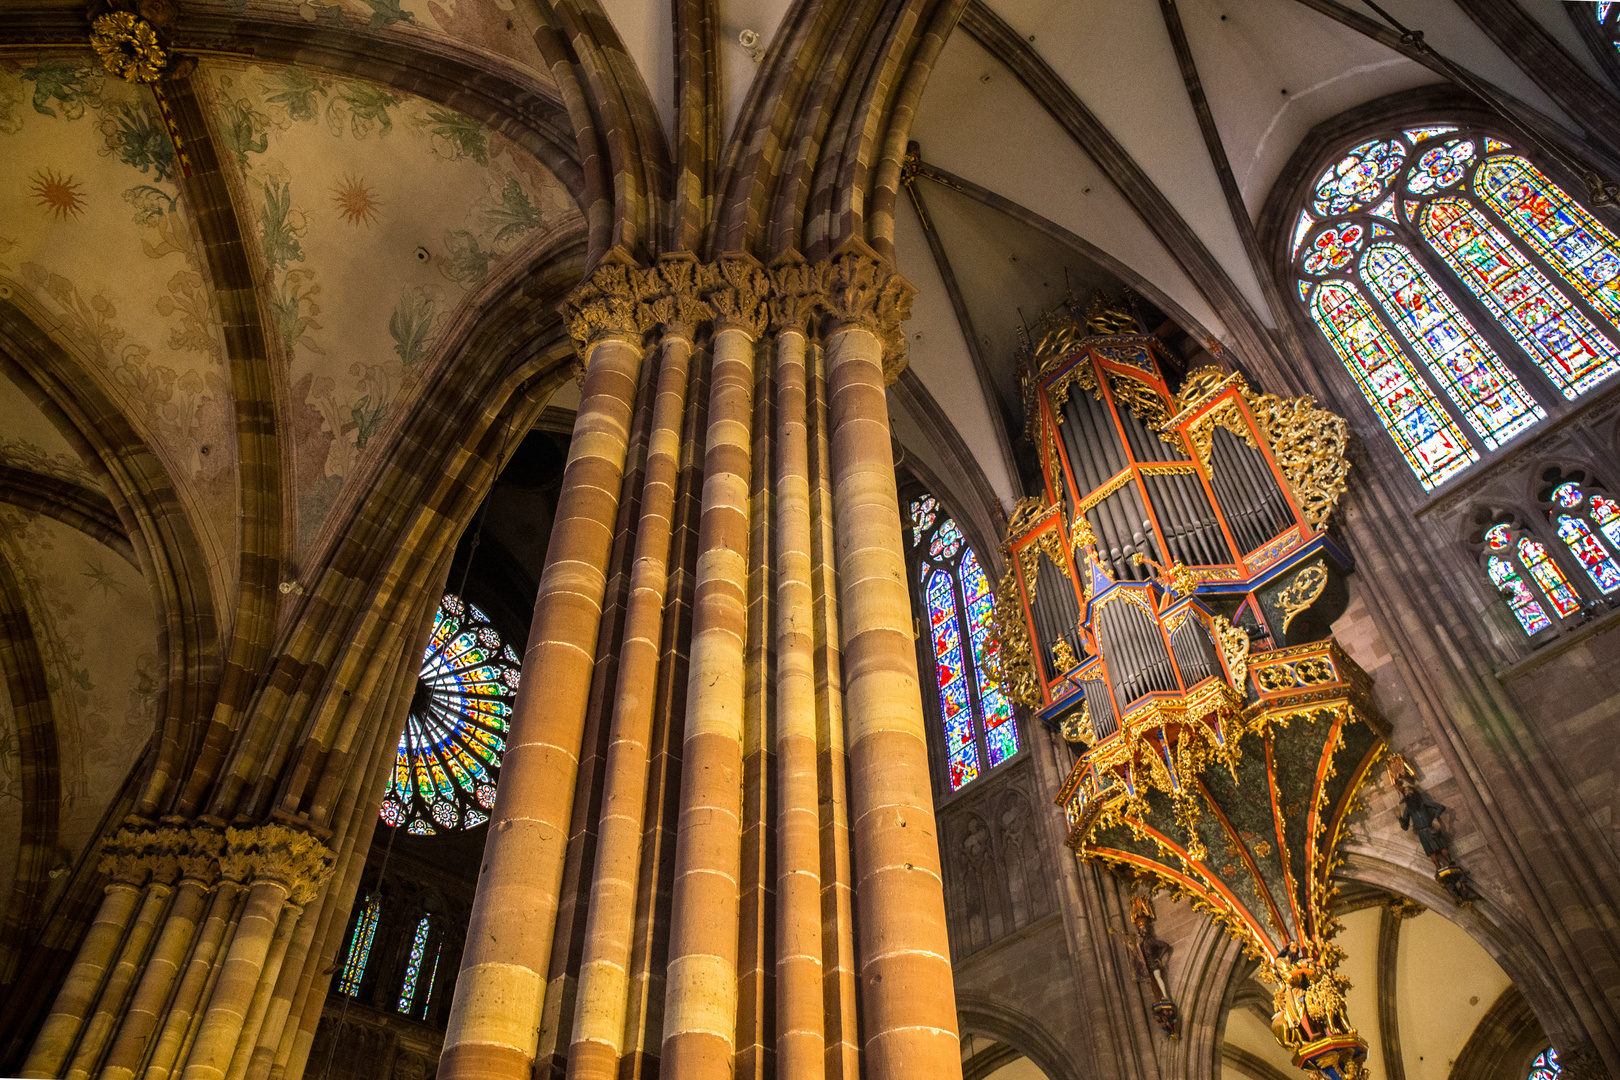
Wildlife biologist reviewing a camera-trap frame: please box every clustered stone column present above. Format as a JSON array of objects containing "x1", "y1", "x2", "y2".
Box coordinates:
[
  {"x1": 21, "y1": 824, "x2": 334, "y2": 1080},
  {"x1": 439, "y1": 241, "x2": 962, "y2": 1080}
]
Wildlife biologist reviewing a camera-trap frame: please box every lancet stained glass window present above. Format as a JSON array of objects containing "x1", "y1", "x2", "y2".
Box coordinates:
[
  {"x1": 1293, "y1": 125, "x2": 1620, "y2": 490},
  {"x1": 380, "y1": 594, "x2": 522, "y2": 836},
  {"x1": 1547, "y1": 482, "x2": 1620, "y2": 595},
  {"x1": 337, "y1": 895, "x2": 380, "y2": 996},
  {"x1": 398, "y1": 917, "x2": 433, "y2": 1014},
  {"x1": 1483, "y1": 524, "x2": 1555, "y2": 636},
  {"x1": 908, "y1": 495, "x2": 1020, "y2": 791}
]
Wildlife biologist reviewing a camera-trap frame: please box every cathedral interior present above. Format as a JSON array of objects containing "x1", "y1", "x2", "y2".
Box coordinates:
[{"x1": 1, "y1": 0, "x2": 1619, "y2": 1078}]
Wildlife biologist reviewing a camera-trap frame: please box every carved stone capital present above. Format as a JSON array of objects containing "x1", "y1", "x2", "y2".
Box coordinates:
[
  {"x1": 823, "y1": 239, "x2": 916, "y2": 337},
  {"x1": 221, "y1": 823, "x2": 336, "y2": 897},
  {"x1": 766, "y1": 251, "x2": 828, "y2": 334},
  {"x1": 639, "y1": 252, "x2": 714, "y2": 339},
  {"x1": 98, "y1": 827, "x2": 155, "y2": 887},
  {"x1": 822, "y1": 239, "x2": 915, "y2": 383},
  {"x1": 560, "y1": 249, "x2": 658, "y2": 354},
  {"x1": 705, "y1": 254, "x2": 770, "y2": 337}
]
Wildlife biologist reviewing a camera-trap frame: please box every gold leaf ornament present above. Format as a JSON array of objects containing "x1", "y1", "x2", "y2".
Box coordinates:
[{"x1": 92, "y1": 12, "x2": 169, "y2": 83}]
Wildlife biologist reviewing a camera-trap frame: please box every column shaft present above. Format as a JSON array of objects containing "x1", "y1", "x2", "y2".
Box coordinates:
[
  {"x1": 100, "y1": 878, "x2": 213, "y2": 1080},
  {"x1": 737, "y1": 331, "x2": 775, "y2": 1080},
  {"x1": 180, "y1": 879, "x2": 291, "y2": 1080},
  {"x1": 440, "y1": 332, "x2": 645, "y2": 1080},
  {"x1": 772, "y1": 328, "x2": 826, "y2": 1078},
  {"x1": 566, "y1": 332, "x2": 695, "y2": 1080},
  {"x1": 143, "y1": 882, "x2": 243, "y2": 1080},
  {"x1": 221, "y1": 899, "x2": 304, "y2": 1080},
  {"x1": 826, "y1": 322, "x2": 961, "y2": 1079},
  {"x1": 621, "y1": 344, "x2": 712, "y2": 1078},
  {"x1": 23, "y1": 881, "x2": 145, "y2": 1077},
  {"x1": 660, "y1": 325, "x2": 757, "y2": 1076},
  {"x1": 808, "y1": 339, "x2": 859, "y2": 1080},
  {"x1": 67, "y1": 881, "x2": 174, "y2": 1080}
]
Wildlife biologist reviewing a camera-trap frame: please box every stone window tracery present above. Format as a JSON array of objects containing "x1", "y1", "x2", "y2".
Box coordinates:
[
  {"x1": 380, "y1": 593, "x2": 521, "y2": 835},
  {"x1": 1472, "y1": 518, "x2": 1588, "y2": 639},
  {"x1": 1529, "y1": 1047, "x2": 1561, "y2": 1080},
  {"x1": 1292, "y1": 126, "x2": 1620, "y2": 491},
  {"x1": 1541, "y1": 473, "x2": 1620, "y2": 597},
  {"x1": 906, "y1": 495, "x2": 1020, "y2": 791}
]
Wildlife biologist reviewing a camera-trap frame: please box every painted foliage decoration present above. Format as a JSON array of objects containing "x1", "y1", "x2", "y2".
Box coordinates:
[
  {"x1": 908, "y1": 496, "x2": 1020, "y2": 791},
  {"x1": 379, "y1": 593, "x2": 521, "y2": 835},
  {"x1": 1293, "y1": 126, "x2": 1620, "y2": 490}
]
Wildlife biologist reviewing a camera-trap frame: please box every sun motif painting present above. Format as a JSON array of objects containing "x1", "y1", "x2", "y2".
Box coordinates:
[
  {"x1": 379, "y1": 593, "x2": 521, "y2": 835},
  {"x1": 30, "y1": 167, "x2": 87, "y2": 220},
  {"x1": 331, "y1": 174, "x2": 381, "y2": 227}
]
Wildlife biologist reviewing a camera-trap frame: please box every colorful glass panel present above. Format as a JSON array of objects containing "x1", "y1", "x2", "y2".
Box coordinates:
[
  {"x1": 1519, "y1": 538, "x2": 1582, "y2": 617},
  {"x1": 1485, "y1": 137, "x2": 1512, "y2": 154},
  {"x1": 1487, "y1": 555, "x2": 1552, "y2": 635},
  {"x1": 929, "y1": 517, "x2": 965, "y2": 560},
  {"x1": 1403, "y1": 125, "x2": 1457, "y2": 144},
  {"x1": 1591, "y1": 494, "x2": 1620, "y2": 550},
  {"x1": 910, "y1": 494, "x2": 938, "y2": 546},
  {"x1": 1421, "y1": 198, "x2": 1620, "y2": 398},
  {"x1": 421, "y1": 941, "x2": 443, "y2": 1012},
  {"x1": 1297, "y1": 280, "x2": 1313, "y2": 302},
  {"x1": 1474, "y1": 156, "x2": 1620, "y2": 336},
  {"x1": 926, "y1": 568, "x2": 980, "y2": 789},
  {"x1": 381, "y1": 593, "x2": 522, "y2": 835},
  {"x1": 1291, "y1": 211, "x2": 1314, "y2": 259},
  {"x1": 1303, "y1": 223, "x2": 1364, "y2": 276},
  {"x1": 338, "y1": 896, "x2": 380, "y2": 995},
  {"x1": 1529, "y1": 1048, "x2": 1561, "y2": 1080},
  {"x1": 398, "y1": 917, "x2": 432, "y2": 1013},
  {"x1": 1309, "y1": 281, "x2": 1477, "y2": 488},
  {"x1": 1551, "y1": 482, "x2": 1583, "y2": 508},
  {"x1": 1485, "y1": 523, "x2": 1512, "y2": 550},
  {"x1": 1372, "y1": 195, "x2": 1397, "y2": 221},
  {"x1": 1557, "y1": 516, "x2": 1620, "y2": 593},
  {"x1": 962, "y1": 548, "x2": 1018, "y2": 767},
  {"x1": 1406, "y1": 139, "x2": 1474, "y2": 195},
  {"x1": 1313, "y1": 139, "x2": 1405, "y2": 216},
  {"x1": 1360, "y1": 243, "x2": 1543, "y2": 448}
]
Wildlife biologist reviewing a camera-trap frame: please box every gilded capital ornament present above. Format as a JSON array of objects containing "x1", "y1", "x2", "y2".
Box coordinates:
[
  {"x1": 705, "y1": 254, "x2": 771, "y2": 336},
  {"x1": 766, "y1": 251, "x2": 829, "y2": 334}
]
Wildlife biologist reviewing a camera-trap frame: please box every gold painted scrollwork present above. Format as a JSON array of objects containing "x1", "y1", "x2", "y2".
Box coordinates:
[
  {"x1": 1106, "y1": 371, "x2": 1173, "y2": 433},
  {"x1": 986, "y1": 562, "x2": 1041, "y2": 707},
  {"x1": 1278, "y1": 561, "x2": 1329, "y2": 632},
  {"x1": 1246, "y1": 391, "x2": 1350, "y2": 533},
  {"x1": 1211, "y1": 614, "x2": 1250, "y2": 690}
]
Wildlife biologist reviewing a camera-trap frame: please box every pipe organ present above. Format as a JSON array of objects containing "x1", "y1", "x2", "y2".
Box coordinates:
[{"x1": 989, "y1": 298, "x2": 1385, "y2": 1080}]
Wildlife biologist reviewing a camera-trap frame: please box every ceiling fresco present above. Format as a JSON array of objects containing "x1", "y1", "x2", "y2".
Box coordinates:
[
  {"x1": 199, "y1": 58, "x2": 579, "y2": 555},
  {"x1": 0, "y1": 53, "x2": 240, "y2": 621},
  {"x1": 0, "y1": 505, "x2": 157, "y2": 903}
]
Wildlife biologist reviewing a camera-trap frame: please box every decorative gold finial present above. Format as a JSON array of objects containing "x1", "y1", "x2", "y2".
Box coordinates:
[{"x1": 92, "y1": 12, "x2": 169, "y2": 83}]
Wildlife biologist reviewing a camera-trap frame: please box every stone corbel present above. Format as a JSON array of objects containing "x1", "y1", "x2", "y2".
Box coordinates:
[
  {"x1": 823, "y1": 238, "x2": 916, "y2": 385},
  {"x1": 705, "y1": 253, "x2": 771, "y2": 337}
]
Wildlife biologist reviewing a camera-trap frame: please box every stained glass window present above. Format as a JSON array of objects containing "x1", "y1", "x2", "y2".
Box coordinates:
[
  {"x1": 907, "y1": 495, "x2": 1020, "y2": 792},
  {"x1": 338, "y1": 895, "x2": 380, "y2": 996},
  {"x1": 1292, "y1": 125, "x2": 1620, "y2": 489},
  {"x1": 1529, "y1": 1048, "x2": 1561, "y2": 1080},
  {"x1": 1420, "y1": 198, "x2": 1620, "y2": 399},
  {"x1": 398, "y1": 916, "x2": 433, "y2": 1014},
  {"x1": 380, "y1": 594, "x2": 521, "y2": 836},
  {"x1": 1519, "y1": 537, "x2": 1581, "y2": 617},
  {"x1": 1360, "y1": 243, "x2": 1543, "y2": 448},
  {"x1": 1544, "y1": 481, "x2": 1620, "y2": 596},
  {"x1": 1309, "y1": 281, "x2": 1477, "y2": 488}
]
